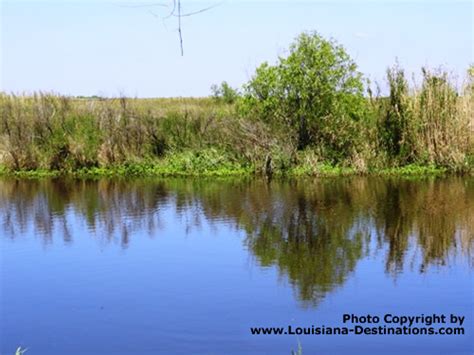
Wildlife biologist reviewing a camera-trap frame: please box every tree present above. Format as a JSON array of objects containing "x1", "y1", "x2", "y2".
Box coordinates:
[
  {"x1": 241, "y1": 32, "x2": 366, "y2": 160},
  {"x1": 210, "y1": 81, "x2": 239, "y2": 104}
]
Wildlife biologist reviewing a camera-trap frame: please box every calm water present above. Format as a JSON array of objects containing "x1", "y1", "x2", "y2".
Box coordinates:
[{"x1": 0, "y1": 177, "x2": 472, "y2": 355}]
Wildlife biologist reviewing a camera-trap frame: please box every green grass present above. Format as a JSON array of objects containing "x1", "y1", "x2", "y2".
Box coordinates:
[
  {"x1": 0, "y1": 162, "x2": 457, "y2": 179},
  {"x1": 290, "y1": 163, "x2": 357, "y2": 177},
  {"x1": 0, "y1": 68, "x2": 472, "y2": 179},
  {"x1": 374, "y1": 164, "x2": 448, "y2": 176}
]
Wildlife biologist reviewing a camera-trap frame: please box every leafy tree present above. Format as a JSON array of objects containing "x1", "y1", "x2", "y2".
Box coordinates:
[
  {"x1": 241, "y1": 32, "x2": 366, "y2": 161},
  {"x1": 210, "y1": 81, "x2": 239, "y2": 104}
]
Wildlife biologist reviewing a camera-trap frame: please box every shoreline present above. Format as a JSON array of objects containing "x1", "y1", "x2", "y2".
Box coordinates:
[{"x1": 1, "y1": 162, "x2": 468, "y2": 179}]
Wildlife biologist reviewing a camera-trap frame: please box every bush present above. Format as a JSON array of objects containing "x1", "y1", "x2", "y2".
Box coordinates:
[
  {"x1": 241, "y1": 31, "x2": 367, "y2": 162},
  {"x1": 210, "y1": 81, "x2": 239, "y2": 104}
]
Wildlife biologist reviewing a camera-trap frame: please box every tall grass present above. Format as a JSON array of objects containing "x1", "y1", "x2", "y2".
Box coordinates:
[
  {"x1": 0, "y1": 65, "x2": 472, "y2": 176},
  {"x1": 0, "y1": 94, "x2": 293, "y2": 175},
  {"x1": 374, "y1": 66, "x2": 473, "y2": 170}
]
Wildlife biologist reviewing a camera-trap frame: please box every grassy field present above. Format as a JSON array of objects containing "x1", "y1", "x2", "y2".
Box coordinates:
[
  {"x1": 0, "y1": 63, "x2": 472, "y2": 179},
  {"x1": 0, "y1": 91, "x2": 471, "y2": 178}
]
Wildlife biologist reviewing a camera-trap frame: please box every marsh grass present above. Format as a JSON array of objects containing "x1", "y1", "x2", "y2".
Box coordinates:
[
  {"x1": 374, "y1": 66, "x2": 473, "y2": 171},
  {"x1": 0, "y1": 65, "x2": 472, "y2": 177},
  {"x1": 0, "y1": 93, "x2": 293, "y2": 176}
]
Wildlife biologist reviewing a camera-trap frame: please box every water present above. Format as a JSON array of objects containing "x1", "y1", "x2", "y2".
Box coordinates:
[{"x1": 0, "y1": 177, "x2": 472, "y2": 355}]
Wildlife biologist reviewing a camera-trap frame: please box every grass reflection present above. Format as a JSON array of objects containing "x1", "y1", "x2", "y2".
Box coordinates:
[{"x1": 1, "y1": 177, "x2": 472, "y2": 304}]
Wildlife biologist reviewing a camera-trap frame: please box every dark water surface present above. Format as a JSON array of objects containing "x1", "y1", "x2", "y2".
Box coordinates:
[{"x1": 0, "y1": 177, "x2": 472, "y2": 355}]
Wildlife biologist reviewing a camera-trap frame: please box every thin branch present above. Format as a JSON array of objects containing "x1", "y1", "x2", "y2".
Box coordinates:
[
  {"x1": 173, "y1": 2, "x2": 222, "y2": 17},
  {"x1": 178, "y1": 0, "x2": 183, "y2": 56},
  {"x1": 117, "y1": 3, "x2": 168, "y2": 8},
  {"x1": 139, "y1": 0, "x2": 222, "y2": 56},
  {"x1": 148, "y1": 10, "x2": 159, "y2": 18},
  {"x1": 163, "y1": 0, "x2": 176, "y2": 19}
]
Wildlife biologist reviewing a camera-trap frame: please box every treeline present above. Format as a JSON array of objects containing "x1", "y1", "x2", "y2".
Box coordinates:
[{"x1": 0, "y1": 32, "x2": 472, "y2": 176}]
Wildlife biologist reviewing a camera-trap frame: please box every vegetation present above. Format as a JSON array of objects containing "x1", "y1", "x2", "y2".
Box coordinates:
[
  {"x1": 241, "y1": 32, "x2": 366, "y2": 158},
  {"x1": 0, "y1": 32, "x2": 472, "y2": 177},
  {"x1": 375, "y1": 64, "x2": 472, "y2": 169},
  {"x1": 211, "y1": 81, "x2": 240, "y2": 104}
]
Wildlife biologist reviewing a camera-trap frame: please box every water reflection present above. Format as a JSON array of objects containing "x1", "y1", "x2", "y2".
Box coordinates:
[
  {"x1": 1, "y1": 177, "x2": 472, "y2": 304},
  {"x1": 1, "y1": 179, "x2": 170, "y2": 248}
]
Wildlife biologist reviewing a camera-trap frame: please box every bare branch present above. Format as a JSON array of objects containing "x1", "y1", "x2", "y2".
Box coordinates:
[
  {"x1": 178, "y1": 0, "x2": 183, "y2": 56},
  {"x1": 117, "y1": 2, "x2": 168, "y2": 8},
  {"x1": 163, "y1": 0, "x2": 176, "y2": 19},
  {"x1": 173, "y1": 2, "x2": 223, "y2": 17},
  {"x1": 148, "y1": 10, "x2": 159, "y2": 18},
  {"x1": 134, "y1": 0, "x2": 222, "y2": 56}
]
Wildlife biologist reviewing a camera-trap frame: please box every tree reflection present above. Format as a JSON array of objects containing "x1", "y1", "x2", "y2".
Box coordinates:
[
  {"x1": 0, "y1": 179, "x2": 170, "y2": 247},
  {"x1": 0, "y1": 177, "x2": 472, "y2": 304}
]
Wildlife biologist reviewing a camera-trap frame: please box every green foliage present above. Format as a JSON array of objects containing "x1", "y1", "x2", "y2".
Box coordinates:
[
  {"x1": 153, "y1": 149, "x2": 251, "y2": 176},
  {"x1": 211, "y1": 81, "x2": 239, "y2": 104},
  {"x1": 379, "y1": 63, "x2": 412, "y2": 162},
  {"x1": 241, "y1": 31, "x2": 367, "y2": 161},
  {"x1": 376, "y1": 164, "x2": 447, "y2": 176},
  {"x1": 416, "y1": 68, "x2": 460, "y2": 166},
  {"x1": 0, "y1": 32, "x2": 472, "y2": 176},
  {"x1": 376, "y1": 64, "x2": 471, "y2": 170}
]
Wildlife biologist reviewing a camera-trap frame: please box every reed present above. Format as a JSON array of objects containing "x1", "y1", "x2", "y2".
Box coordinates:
[
  {"x1": 0, "y1": 66, "x2": 472, "y2": 176},
  {"x1": 375, "y1": 65, "x2": 473, "y2": 171}
]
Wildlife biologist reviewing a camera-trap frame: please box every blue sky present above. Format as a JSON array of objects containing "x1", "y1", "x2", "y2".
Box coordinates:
[{"x1": 1, "y1": 0, "x2": 473, "y2": 97}]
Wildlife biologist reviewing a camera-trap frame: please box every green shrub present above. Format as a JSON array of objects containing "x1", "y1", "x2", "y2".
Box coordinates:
[
  {"x1": 241, "y1": 31, "x2": 367, "y2": 162},
  {"x1": 210, "y1": 81, "x2": 239, "y2": 104}
]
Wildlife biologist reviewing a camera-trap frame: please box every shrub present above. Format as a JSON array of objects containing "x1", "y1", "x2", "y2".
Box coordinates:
[
  {"x1": 210, "y1": 81, "x2": 239, "y2": 104},
  {"x1": 241, "y1": 31, "x2": 367, "y2": 162}
]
